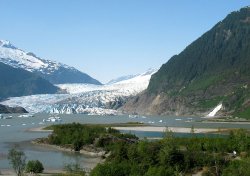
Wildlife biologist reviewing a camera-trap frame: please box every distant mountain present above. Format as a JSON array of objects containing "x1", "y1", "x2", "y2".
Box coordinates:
[
  {"x1": 107, "y1": 68, "x2": 156, "y2": 84},
  {"x1": 107, "y1": 75, "x2": 138, "y2": 84},
  {"x1": 0, "y1": 40, "x2": 101, "y2": 84},
  {"x1": 0, "y1": 104, "x2": 28, "y2": 114},
  {"x1": 0, "y1": 62, "x2": 59, "y2": 98},
  {"x1": 1, "y1": 68, "x2": 157, "y2": 115},
  {"x1": 57, "y1": 68, "x2": 158, "y2": 94},
  {"x1": 122, "y1": 7, "x2": 250, "y2": 118}
]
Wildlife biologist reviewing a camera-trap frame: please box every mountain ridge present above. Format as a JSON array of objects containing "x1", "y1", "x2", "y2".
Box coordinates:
[
  {"x1": 0, "y1": 40, "x2": 101, "y2": 85},
  {"x1": 0, "y1": 62, "x2": 59, "y2": 98},
  {"x1": 122, "y1": 7, "x2": 250, "y2": 118}
]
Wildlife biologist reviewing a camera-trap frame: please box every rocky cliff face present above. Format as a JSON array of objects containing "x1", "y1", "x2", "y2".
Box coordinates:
[{"x1": 121, "y1": 92, "x2": 198, "y2": 116}]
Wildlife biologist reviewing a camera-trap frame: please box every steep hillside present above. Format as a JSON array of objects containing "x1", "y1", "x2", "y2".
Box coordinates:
[
  {"x1": 123, "y1": 7, "x2": 250, "y2": 118},
  {"x1": 0, "y1": 40, "x2": 101, "y2": 84},
  {"x1": 0, "y1": 62, "x2": 59, "y2": 98}
]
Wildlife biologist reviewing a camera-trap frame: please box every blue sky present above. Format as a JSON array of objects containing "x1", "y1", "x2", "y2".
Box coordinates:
[{"x1": 1, "y1": 1, "x2": 250, "y2": 83}]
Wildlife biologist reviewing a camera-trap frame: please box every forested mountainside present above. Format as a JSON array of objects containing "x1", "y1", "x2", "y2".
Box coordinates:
[{"x1": 122, "y1": 7, "x2": 250, "y2": 118}]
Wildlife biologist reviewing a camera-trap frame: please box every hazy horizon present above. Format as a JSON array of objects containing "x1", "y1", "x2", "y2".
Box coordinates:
[{"x1": 1, "y1": 1, "x2": 250, "y2": 83}]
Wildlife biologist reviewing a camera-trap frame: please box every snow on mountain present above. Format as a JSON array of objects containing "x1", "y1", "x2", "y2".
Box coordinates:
[
  {"x1": 57, "y1": 68, "x2": 157, "y2": 95},
  {"x1": 57, "y1": 84, "x2": 103, "y2": 94},
  {"x1": 107, "y1": 74, "x2": 138, "y2": 84},
  {"x1": 0, "y1": 68, "x2": 157, "y2": 115},
  {"x1": 0, "y1": 40, "x2": 101, "y2": 84},
  {"x1": 0, "y1": 40, "x2": 49, "y2": 72}
]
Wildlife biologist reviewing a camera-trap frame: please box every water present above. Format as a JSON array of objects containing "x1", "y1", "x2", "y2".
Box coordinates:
[
  {"x1": 119, "y1": 130, "x2": 227, "y2": 139},
  {"x1": 0, "y1": 113, "x2": 249, "y2": 170}
]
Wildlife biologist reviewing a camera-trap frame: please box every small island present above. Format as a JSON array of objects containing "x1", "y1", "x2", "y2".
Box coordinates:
[{"x1": 33, "y1": 123, "x2": 139, "y2": 157}]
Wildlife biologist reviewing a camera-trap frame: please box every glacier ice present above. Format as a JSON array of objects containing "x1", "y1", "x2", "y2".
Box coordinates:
[{"x1": 1, "y1": 69, "x2": 157, "y2": 115}]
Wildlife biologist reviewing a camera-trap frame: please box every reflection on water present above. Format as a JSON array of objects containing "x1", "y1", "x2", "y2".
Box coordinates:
[
  {"x1": 1, "y1": 141, "x2": 100, "y2": 170},
  {"x1": 0, "y1": 113, "x2": 249, "y2": 169}
]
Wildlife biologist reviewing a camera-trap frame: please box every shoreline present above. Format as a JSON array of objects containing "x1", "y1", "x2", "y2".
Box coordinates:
[
  {"x1": 26, "y1": 126, "x2": 52, "y2": 132},
  {"x1": 113, "y1": 126, "x2": 221, "y2": 133},
  {"x1": 201, "y1": 121, "x2": 250, "y2": 124},
  {"x1": 0, "y1": 169, "x2": 65, "y2": 176},
  {"x1": 31, "y1": 140, "x2": 106, "y2": 157},
  {"x1": 27, "y1": 125, "x2": 229, "y2": 135},
  {"x1": 28, "y1": 125, "x2": 221, "y2": 134}
]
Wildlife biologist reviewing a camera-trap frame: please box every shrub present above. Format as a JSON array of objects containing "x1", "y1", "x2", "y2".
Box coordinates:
[
  {"x1": 8, "y1": 147, "x2": 26, "y2": 176},
  {"x1": 26, "y1": 160, "x2": 44, "y2": 173}
]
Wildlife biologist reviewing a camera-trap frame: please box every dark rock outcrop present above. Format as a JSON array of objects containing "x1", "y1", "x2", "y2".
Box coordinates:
[
  {"x1": 0, "y1": 104, "x2": 28, "y2": 113},
  {"x1": 0, "y1": 62, "x2": 59, "y2": 98}
]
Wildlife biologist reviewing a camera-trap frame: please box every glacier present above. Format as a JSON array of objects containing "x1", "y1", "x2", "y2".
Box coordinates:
[{"x1": 1, "y1": 69, "x2": 157, "y2": 115}]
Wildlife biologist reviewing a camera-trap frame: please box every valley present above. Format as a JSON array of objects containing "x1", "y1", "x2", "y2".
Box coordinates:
[
  {"x1": 1, "y1": 69, "x2": 157, "y2": 115},
  {"x1": 0, "y1": 3, "x2": 250, "y2": 176}
]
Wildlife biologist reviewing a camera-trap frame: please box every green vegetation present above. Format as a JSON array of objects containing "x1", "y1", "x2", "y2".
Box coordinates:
[
  {"x1": 196, "y1": 96, "x2": 224, "y2": 109},
  {"x1": 221, "y1": 158, "x2": 250, "y2": 176},
  {"x1": 63, "y1": 163, "x2": 86, "y2": 176},
  {"x1": 25, "y1": 160, "x2": 44, "y2": 173},
  {"x1": 8, "y1": 147, "x2": 26, "y2": 176},
  {"x1": 43, "y1": 122, "x2": 147, "y2": 130},
  {"x1": 235, "y1": 107, "x2": 250, "y2": 119},
  {"x1": 182, "y1": 74, "x2": 223, "y2": 94},
  {"x1": 8, "y1": 147, "x2": 46, "y2": 175},
  {"x1": 148, "y1": 7, "x2": 250, "y2": 94},
  {"x1": 90, "y1": 129, "x2": 250, "y2": 176},
  {"x1": 144, "y1": 7, "x2": 250, "y2": 116},
  {"x1": 41, "y1": 123, "x2": 138, "y2": 152},
  {"x1": 47, "y1": 123, "x2": 106, "y2": 151},
  {"x1": 225, "y1": 87, "x2": 250, "y2": 119},
  {"x1": 39, "y1": 124, "x2": 250, "y2": 175}
]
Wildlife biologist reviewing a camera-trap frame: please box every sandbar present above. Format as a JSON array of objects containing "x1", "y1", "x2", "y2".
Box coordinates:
[{"x1": 114, "y1": 126, "x2": 221, "y2": 133}]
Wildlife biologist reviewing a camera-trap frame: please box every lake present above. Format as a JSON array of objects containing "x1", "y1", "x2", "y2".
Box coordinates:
[{"x1": 0, "y1": 113, "x2": 249, "y2": 170}]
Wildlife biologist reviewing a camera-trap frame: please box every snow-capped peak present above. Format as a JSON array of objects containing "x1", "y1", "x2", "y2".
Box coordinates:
[
  {"x1": 0, "y1": 39, "x2": 75, "y2": 74},
  {"x1": 141, "y1": 68, "x2": 157, "y2": 76},
  {"x1": 107, "y1": 74, "x2": 138, "y2": 85},
  {"x1": 0, "y1": 40, "x2": 48, "y2": 71},
  {"x1": 0, "y1": 40, "x2": 17, "y2": 49},
  {"x1": 107, "y1": 68, "x2": 157, "y2": 85},
  {"x1": 0, "y1": 39, "x2": 101, "y2": 84},
  {"x1": 0, "y1": 40, "x2": 11, "y2": 45}
]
